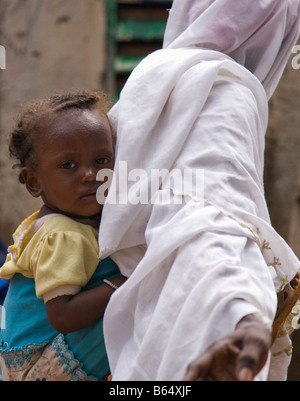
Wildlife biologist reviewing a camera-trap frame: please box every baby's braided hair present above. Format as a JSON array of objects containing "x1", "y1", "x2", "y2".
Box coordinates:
[{"x1": 9, "y1": 89, "x2": 115, "y2": 184}]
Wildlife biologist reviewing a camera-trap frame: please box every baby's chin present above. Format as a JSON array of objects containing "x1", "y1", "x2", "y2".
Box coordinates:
[{"x1": 53, "y1": 208, "x2": 102, "y2": 222}]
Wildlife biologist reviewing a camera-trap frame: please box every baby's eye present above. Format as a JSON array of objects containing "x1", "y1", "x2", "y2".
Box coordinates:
[
  {"x1": 96, "y1": 158, "x2": 109, "y2": 165},
  {"x1": 60, "y1": 161, "x2": 76, "y2": 169}
]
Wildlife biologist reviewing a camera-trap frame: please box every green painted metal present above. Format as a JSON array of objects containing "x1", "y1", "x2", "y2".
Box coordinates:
[
  {"x1": 117, "y1": 0, "x2": 171, "y2": 4},
  {"x1": 114, "y1": 55, "x2": 144, "y2": 73},
  {"x1": 116, "y1": 19, "x2": 167, "y2": 41},
  {"x1": 106, "y1": 0, "x2": 172, "y2": 99}
]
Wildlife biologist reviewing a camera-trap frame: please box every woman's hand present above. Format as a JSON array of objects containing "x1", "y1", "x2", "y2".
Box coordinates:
[{"x1": 184, "y1": 314, "x2": 272, "y2": 381}]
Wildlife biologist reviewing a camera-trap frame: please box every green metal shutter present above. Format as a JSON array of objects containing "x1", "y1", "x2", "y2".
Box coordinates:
[{"x1": 106, "y1": 0, "x2": 173, "y2": 100}]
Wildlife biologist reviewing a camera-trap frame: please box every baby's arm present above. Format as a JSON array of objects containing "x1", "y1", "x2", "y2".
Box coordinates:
[{"x1": 45, "y1": 275, "x2": 126, "y2": 333}]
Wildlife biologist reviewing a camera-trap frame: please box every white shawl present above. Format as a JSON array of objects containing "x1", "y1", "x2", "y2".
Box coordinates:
[{"x1": 99, "y1": 0, "x2": 300, "y2": 380}]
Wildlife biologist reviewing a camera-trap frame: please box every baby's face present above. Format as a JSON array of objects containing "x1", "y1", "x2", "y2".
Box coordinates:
[{"x1": 34, "y1": 108, "x2": 114, "y2": 218}]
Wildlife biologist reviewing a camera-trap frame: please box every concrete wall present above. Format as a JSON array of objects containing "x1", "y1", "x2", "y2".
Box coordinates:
[
  {"x1": 0, "y1": 0, "x2": 107, "y2": 244},
  {"x1": 264, "y1": 46, "x2": 300, "y2": 381},
  {"x1": 265, "y1": 44, "x2": 300, "y2": 244}
]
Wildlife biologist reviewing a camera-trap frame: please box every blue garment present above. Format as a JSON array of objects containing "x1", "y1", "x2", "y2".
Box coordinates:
[
  {"x1": 0, "y1": 280, "x2": 8, "y2": 305},
  {"x1": 0, "y1": 257, "x2": 120, "y2": 380},
  {"x1": 0, "y1": 238, "x2": 8, "y2": 305}
]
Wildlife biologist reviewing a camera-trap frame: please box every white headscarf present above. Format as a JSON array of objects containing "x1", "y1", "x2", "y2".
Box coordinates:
[
  {"x1": 100, "y1": 0, "x2": 300, "y2": 381},
  {"x1": 164, "y1": 0, "x2": 300, "y2": 99}
]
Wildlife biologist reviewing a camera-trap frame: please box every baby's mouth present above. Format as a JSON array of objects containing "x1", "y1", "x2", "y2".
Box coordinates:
[{"x1": 80, "y1": 192, "x2": 97, "y2": 200}]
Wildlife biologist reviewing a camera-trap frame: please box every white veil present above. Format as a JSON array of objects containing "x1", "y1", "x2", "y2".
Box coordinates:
[{"x1": 164, "y1": 0, "x2": 300, "y2": 99}]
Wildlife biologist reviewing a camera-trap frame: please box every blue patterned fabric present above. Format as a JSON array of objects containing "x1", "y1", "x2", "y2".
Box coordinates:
[
  {"x1": 0, "y1": 257, "x2": 120, "y2": 380},
  {"x1": 0, "y1": 238, "x2": 8, "y2": 305}
]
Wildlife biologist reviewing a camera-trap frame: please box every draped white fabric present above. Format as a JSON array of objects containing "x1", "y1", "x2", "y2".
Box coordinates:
[
  {"x1": 99, "y1": 0, "x2": 300, "y2": 380},
  {"x1": 163, "y1": 0, "x2": 300, "y2": 100}
]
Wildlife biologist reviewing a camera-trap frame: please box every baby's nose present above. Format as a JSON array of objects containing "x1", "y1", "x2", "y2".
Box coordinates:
[{"x1": 82, "y1": 167, "x2": 97, "y2": 182}]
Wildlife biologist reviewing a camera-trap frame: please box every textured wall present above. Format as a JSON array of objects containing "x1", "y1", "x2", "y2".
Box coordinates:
[{"x1": 265, "y1": 41, "x2": 300, "y2": 244}]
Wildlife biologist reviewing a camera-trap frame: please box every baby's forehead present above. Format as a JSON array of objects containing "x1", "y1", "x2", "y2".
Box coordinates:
[
  {"x1": 39, "y1": 108, "x2": 112, "y2": 136},
  {"x1": 34, "y1": 108, "x2": 114, "y2": 154},
  {"x1": 47, "y1": 107, "x2": 108, "y2": 123}
]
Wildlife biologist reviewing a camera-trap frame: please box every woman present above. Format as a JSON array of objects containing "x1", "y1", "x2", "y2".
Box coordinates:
[{"x1": 99, "y1": 0, "x2": 300, "y2": 381}]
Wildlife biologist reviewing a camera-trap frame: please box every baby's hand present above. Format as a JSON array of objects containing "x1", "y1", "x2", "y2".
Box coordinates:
[{"x1": 184, "y1": 314, "x2": 271, "y2": 381}]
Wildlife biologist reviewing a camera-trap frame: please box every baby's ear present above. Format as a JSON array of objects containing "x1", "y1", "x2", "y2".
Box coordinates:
[{"x1": 20, "y1": 167, "x2": 43, "y2": 198}]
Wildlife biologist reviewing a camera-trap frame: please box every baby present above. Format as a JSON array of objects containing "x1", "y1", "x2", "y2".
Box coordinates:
[{"x1": 0, "y1": 90, "x2": 125, "y2": 381}]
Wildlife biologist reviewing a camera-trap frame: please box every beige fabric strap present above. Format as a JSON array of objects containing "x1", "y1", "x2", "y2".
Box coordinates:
[{"x1": 272, "y1": 271, "x2": 300, "y2": 342}]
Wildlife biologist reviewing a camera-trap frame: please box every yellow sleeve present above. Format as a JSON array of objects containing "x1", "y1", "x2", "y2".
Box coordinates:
[{"x1": 32, "y1": 230, "x2": 100, "y2": 300}]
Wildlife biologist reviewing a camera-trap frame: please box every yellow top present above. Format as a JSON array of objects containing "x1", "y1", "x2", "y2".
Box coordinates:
[{"x1": 0, "y1": 211, "x2": 100, "y2": 302}]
